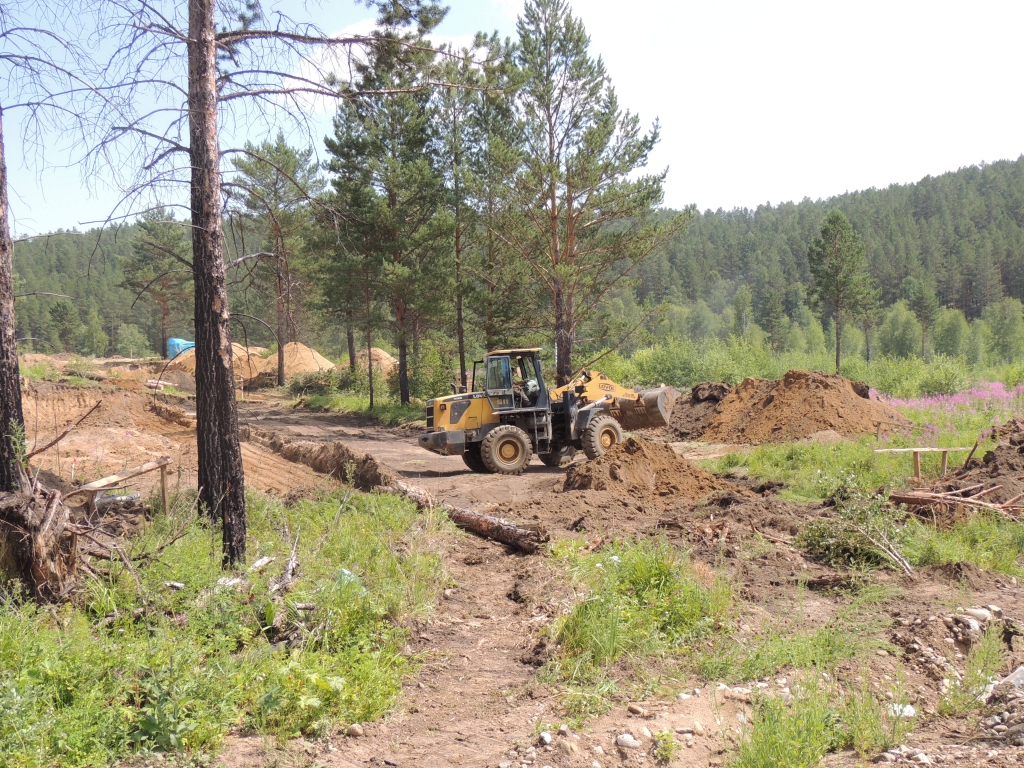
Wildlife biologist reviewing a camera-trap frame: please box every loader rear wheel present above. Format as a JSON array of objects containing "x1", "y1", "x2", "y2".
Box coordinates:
[
  {"x1": 539, "y1": 445, "x2": 576, "y2": 468},
  {"x1": 480, "y1": 425, "x2": 533, "y2": 475},
  {"x1": 581, "y1": 415, "x2": 623, "y2": 460},
  {"x1": 462, "y1": 444, "x2": 491, "y2": 473}
]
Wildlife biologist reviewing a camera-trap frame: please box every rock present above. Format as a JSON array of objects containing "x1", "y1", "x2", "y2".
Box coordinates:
[
  {"x1": 874, "y1": 753, "x2": 896, "y2": 763},
  {"x1": 593, "y1": 745, "x2": 604, "y2": 755},
  {"x1": 616, "y1": 734, "x2": 642, "y2": 750},
  {"x1": 675, "y1": 726, "x2": 693, "y2": 734},
  {"x1": 558, "y1": 724, "x2": 571, "y2": 738},
  {"x1": 987, "y1": 605, "x2": 1004, "y2": 618},
  {"x1": 558, "y1": 740, "x2": 579, "y2": 754},
  {"x1": 641, "y1": 726, "x2": 653, "y2": 739},
  {"x1": 539, "y1": 731, "x2": 552, "y2": 745},
  {"x1": 888, "y1": 704, "x2": 916, "y2": 718},
  {"x1": 677, "y1": 692, "x2": 691, "y2": 701},
  {"x1": 693, "y1": 720, "x2": 705, "y2": 736},
  {"x1": 627, "y1": 703, "x2": 646, "y2": 716},
  {"x1": 998, "y1": 666, "x2": 1024, "y2": 691},
  {"x1": 499, "y1": 763, "x2": 512, "y2": 768},
  {"x1": 912, "y1": 755, "x2": 932, "y2": 765},
  {"x1": 346, "y1": 723, "x2": 364, "y2": 737},
  {"x1": 964, "y1": 608, "x2": 994, "y2": 623},
  {"x1": 684, "y1": 734, "x2": 694, "y2": 747}
]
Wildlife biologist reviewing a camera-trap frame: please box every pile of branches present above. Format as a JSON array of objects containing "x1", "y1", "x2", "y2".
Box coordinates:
[{"x1": 890, "y1": 484, "x2": 1024, "y2": 521}]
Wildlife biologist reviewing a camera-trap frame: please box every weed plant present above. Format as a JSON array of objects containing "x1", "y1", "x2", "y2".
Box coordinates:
[
  {"x1": 938, "y1": 624, "x2": 1007, "y2": 716},
  {"x1": 0, "y1": 489, "x2": 449, "y2": 766},
  {"x1": 732, "y1": 675, "x2": 914, "y2": 768}
]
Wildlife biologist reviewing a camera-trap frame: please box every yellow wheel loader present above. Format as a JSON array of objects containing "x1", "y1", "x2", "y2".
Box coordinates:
[{"x1": 417, "y1": 348, "x2": 677, "y2": 475}]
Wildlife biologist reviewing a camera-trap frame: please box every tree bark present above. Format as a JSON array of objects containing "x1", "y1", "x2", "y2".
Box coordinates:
[
  {"x1": 0, "y1": 107, "x2": 26, "y2": 494},
  {"x1": 554, "y1": 278, "x2": 572, "y2": 385},
  {"x1": 275, "y1": 256, "x2": 285, "y2": 387},
  {"x1": 397, "y1": 327, "x2": 410, "y2": 405},
  {"x1": 455, "y1": 221, "x2": 467, "y2": 390},
  {"x1": 835, "y1": 315, "x2": 842, "y2": 375},
  {"x1": 159, "y1": 303, "x2": 168, "y2": 359},
  {"x1": 346, "y1": 314, "x2": 356, "y2": 372},
  {"x1": 188, "y1": 0, "x2": 245, "y2": 566}
]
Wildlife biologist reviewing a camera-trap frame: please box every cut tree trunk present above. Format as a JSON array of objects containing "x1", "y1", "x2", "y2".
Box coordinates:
[
  {"x1": 188, "y1": 0, "x2": 246, "y2": 566},
  {"x1": 0, "y1": 106, "x2": 26, "y2": 494}
]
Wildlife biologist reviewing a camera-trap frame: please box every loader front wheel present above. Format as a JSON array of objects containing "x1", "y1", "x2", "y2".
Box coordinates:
[
  {"x1": 462, "y1": 443, "x2": 491, "y2": 473},
  {"x1": 480, "y1": 425, "x2": 533, "y2": 475},
  {"x1": 581, "y1": 415, "x2": 623, "y2": 460}
]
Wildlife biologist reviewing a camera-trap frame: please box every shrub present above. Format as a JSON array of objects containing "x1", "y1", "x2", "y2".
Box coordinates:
[
  {"x1": 798, "y1": 496, "x2": 909, "y2": 572},
  {"x1": 918, "y1": 354, "x2": 971, "y2": 396}
]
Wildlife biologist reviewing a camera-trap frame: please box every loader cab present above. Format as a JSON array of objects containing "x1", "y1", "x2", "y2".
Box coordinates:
[{"x1": 472, "y1": 349, "x2": 550, "y2": 412}]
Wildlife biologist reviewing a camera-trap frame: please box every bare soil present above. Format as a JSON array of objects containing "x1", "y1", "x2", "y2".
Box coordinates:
[
  {"x1": 19, "y1": 381, "x2": 1024, "y2": 767},
  {"x1": 701, "y1": 370, "x2": 911, "y2": 444}
]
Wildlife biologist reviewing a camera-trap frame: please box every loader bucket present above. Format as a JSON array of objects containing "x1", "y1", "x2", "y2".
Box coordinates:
[{"x1": 611, "y1": 386, "x2": 679, "y2": 430}]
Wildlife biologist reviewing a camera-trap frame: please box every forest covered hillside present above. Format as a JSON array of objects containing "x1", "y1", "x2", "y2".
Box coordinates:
[{"x1": 14, "y1": 155, "x2": 1024, "y2": 369}]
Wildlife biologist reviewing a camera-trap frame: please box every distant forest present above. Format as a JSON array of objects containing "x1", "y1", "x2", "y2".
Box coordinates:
[{"x1": 14, "y1": 155, "x2": 1024, "y2": 366}]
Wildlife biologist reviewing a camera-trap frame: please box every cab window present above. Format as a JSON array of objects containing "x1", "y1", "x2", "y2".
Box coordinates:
[{"x1": 485, "y1": 356, "x2": 512, "y2": 391}]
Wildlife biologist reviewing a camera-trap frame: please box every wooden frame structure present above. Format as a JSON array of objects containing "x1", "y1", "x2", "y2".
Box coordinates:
[
  {"x1": 873, "y1": 446, "x2": 972, "y2": 480},
  {"x1": 65, "y1": 456, "x2": 173, "y2": 514}
]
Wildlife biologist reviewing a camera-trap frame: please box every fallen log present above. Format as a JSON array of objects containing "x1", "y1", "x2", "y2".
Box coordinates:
[{"x1": 386, "y1": 480, "x2": 548, "y2": 554}]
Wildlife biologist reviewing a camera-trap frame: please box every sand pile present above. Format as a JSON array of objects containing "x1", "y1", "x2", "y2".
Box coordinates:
[
  {"x1": 255, "y1": 342, "x2": 335, "y2": 381},
  {"x1": 564, "y1": 437, "x2": 728, "y2": 499},
  {"x1": 166, "y1": 343, "x2": 261, "y2": 384},
  {"x1": 700, "y1": 370, "x2": 909, "y2": 444},
  {"x1": 355, "y1": 347, "x2": 397, "y2": 374}
]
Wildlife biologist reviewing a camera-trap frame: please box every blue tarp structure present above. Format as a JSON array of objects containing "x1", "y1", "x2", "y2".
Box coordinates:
[{"x1": 167, "y1": 338, "x2": 195, "y2": 360}]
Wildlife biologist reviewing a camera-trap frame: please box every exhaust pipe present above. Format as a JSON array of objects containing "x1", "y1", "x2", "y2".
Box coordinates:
[{"x1": 608, "y1": 386, "x2": 679, "y2": 430}]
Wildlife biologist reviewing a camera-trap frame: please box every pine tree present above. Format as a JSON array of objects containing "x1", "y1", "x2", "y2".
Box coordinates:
[
  {"x1": 806, "y1": 210, "x2": 876, "y2": 373},
  {"x1": 498, "y1": 0, "x2": 690, "y2": 383},
  {"x1": 323, "y1": 27, "x2": 450, "y2": 405},
  {"x1": 909, "y1": 281, "x2": 940, "y2": 359},
  {"x1": 121, "y1": 209, "x2": 194, "y2": 357}
]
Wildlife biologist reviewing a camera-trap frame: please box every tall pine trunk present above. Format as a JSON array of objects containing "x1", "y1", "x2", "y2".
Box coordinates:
[
  {"x1": 0, "y1": 107, "x2": 26, "y2": 493},
  {"x1": 188, "y1": 0, "x2": 246, "y2": 566},
  {"x1": 835, "y1": 316, "x2": 842, "y2": 375},
  {"x1": 160, "y1": 304, "x2": 168, "y2": 359},
  {"x1": 346, "y1": 311, "x2": 356, "y2": 371},
  {"x1": 455, "y1": 222, "x2": 467, "y2": 390},
  {"x1": 275, "y1": 257, "x2": 285, "y2": 387},
  {"x1": 553, "y1": 279, "x2": 572, "y2": 385}
]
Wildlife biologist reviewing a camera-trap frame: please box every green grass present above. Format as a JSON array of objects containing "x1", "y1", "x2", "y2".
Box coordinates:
[
  {"x1": 732, "y1": 675, "x2": 914, "y2": 768},
  {"x1": 0, "y1": 488, "x2": 450, "y2": 766},
  {"x1": 296, "y1": 393, "x2": 425, "y2": 428},
  {"x1": 543, "y1": 539, "x2": 730, "y2": 719},
  {"x1": 904, "y1": 515, "x2": 1024, "y2": 577},
  {"x1": 695, "y1": 584, "x2": 895, "y2": 684}
]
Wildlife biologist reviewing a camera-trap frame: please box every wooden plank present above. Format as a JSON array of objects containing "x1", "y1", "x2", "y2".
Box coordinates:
[
  {"x1": 913, "y1": 451, "x2": 921, "y2": 480},
  {"x1": 160, "y1": 464, "x2": 169, "y2": 514},
  {"x1": 941, "y1": 450, "x2": 949, "y2": 477},
  {"x1": 69, "y1": 456, "x2": 173, "y2": 493},
  {"x1": 873, "y1": 447, "x2": 972, "y2": 454}
]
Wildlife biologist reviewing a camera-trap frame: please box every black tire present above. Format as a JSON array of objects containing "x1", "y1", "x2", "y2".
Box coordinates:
[
  {"x1": 581, "y1": 414, "x2": 623, "y2": 460},
  {"x1": 539, "y1": 445, "x2": 576, "y2": 468},
  {"x1": 480, "y1": 425, "x2": 533, "y2": 475},
  {"x1": 462, "y1": 444, "x2": 491, "y2": 473}
]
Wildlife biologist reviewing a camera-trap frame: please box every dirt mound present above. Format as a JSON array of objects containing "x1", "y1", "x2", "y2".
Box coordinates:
[
  {"x1": 564, "y1": 437, "x2": 728, "y2": 499},
  {"x1": 700, "y1": 370, "x2": 910, "y2": 444},
  {"x1": 240, "y1": 426, "x2": 394, "y2": 490},
  {"x1": 255, "y1": 342, "x2": 335, "y2": 381},
  {"x1": 355, "y1": 347, "x2": 397, "y2": 374},
  {"x1": 166, "y1": 343, "x2": 261, "y2": 384},
  {"x1": 930, "y1": 419, "x2": 1024, "y2": 506},
  {"x1": 667, "y1": 382, "x2": 731, "y2": 440}
]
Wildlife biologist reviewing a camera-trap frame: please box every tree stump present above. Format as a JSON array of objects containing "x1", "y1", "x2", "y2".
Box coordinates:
[{"x1": 0, "y1": 488, "x2": 78, "y2": 601}]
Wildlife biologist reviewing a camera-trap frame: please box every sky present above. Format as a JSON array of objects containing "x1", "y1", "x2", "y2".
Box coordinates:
[{"x1": 7, "y1": 0, "x2": 1024, "y2": 236}]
